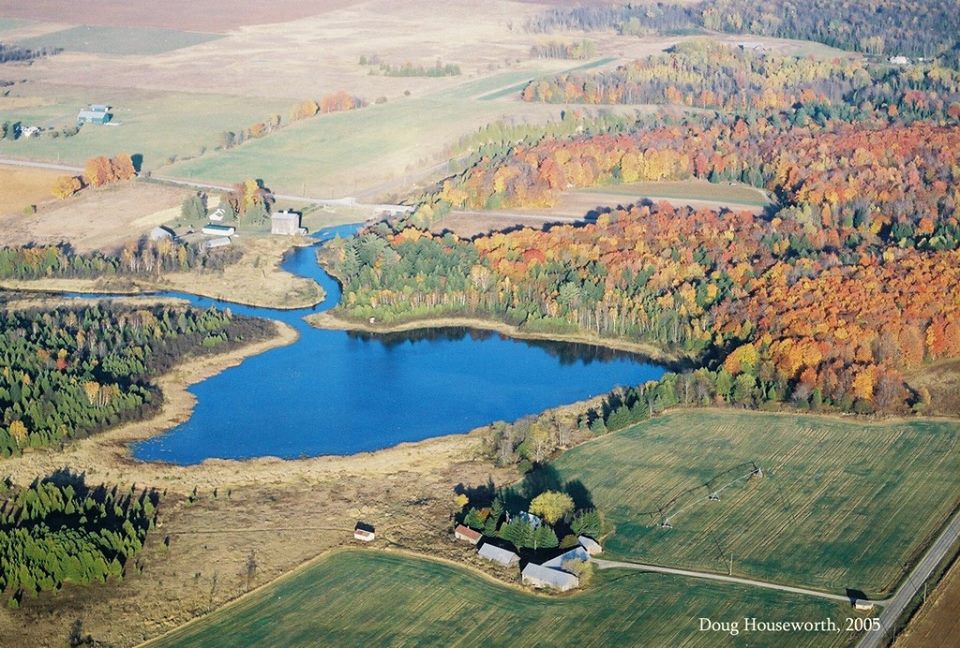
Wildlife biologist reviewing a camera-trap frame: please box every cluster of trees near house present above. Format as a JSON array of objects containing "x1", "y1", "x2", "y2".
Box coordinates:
[
  {"x1": 52, "y1": 153, "x2": 137, "y2": 200},
  {"x1": 0, "y1": 303, "x2": 271, "y2": 456},
  {"x1": 324, "y1": 111, "x2": 960, "y2": 414},
  {"x1": 521, "y1": 41, "x2": 960, "y2": 123},
  {"x1": 525, "y1": 0, "x2": 960, "y2": 60},
  {"x1": 530, "y1": 40, "x2": 597, "y2": 61},
  {"x1": 459, "y1": 490, "x2": 603, "y2": 553},
  {"x1": 0, "y1": 475, "x2": 159, "y2": 607}
]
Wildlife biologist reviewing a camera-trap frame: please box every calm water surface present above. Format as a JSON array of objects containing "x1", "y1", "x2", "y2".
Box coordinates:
[{"x1": 89, "y1": 224, "x2": 665, "y2": 464}]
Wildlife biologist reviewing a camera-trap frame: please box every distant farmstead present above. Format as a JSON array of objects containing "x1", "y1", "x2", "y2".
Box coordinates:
[
  {"x1": 454, "y1": 524, "x2": 482, "y2": 545},
  {"x1": 77, "y1": 104, "x2": 112, "y2": 125},
  {"x1": 271, "y1": 210, "x2": 307, "y2": 236}
]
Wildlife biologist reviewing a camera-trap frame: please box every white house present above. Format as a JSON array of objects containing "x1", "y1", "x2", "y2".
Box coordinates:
[
  {"x1": 521, "y1": 563, "x2": 580, "y2": 591},
  {"x1": 477, "y1": 543, "x2": 519, "y2": 567}
]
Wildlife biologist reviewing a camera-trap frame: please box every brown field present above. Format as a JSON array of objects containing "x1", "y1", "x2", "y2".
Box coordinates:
[
  {"x1": 0, "y1": 165, "x2": 62, "y2": 215},
  {"x1": 906, "y1": 360, "x2": 960, "y2": 418},
  {"x1": 0, "y1": 180, "x2": 189, "y2": 251},
  {"x1": 895, "y1": 556, "x2": 960, "y2": 648},
  {"x1": 0, "y1": 0, "x2": 358, "y2": 32}
]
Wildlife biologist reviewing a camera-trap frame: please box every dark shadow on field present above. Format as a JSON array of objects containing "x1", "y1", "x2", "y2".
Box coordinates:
[
  {"x1": 846, "y1": 588, "x2": 868, "y2": 606},
  {"x1": 131, "y1": 153, "x2": 143, "y2": 174},
  {"x1": 501, "y1": 464, "x2": 595, "y2": 513}
]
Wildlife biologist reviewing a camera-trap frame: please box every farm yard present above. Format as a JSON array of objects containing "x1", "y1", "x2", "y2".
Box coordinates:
[
  {"x1": 144, "y1": 550, "x2": 856, "y2": 648},
  {"x1": 545, "y1": 410, "x2": 960, "y2": 598}
]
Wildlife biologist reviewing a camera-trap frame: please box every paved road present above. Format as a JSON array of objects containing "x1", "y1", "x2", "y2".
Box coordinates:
[
  {"x1": 0, "y1": 157, "x2": 83, "y2": 173},
  {"x1": 593, "y1": 558, "x2": 866, "y2": 605},
  {"x1": 857, "y1": 507, "x2": 960, "y2": 648}
]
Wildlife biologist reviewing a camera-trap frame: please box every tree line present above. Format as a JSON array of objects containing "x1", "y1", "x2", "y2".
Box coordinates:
[
  {"x1": 0, "y1": 42, "x2": 61, "y2": 64},
  {"x1": 0, "y1": 303, "x2": 271, "y2": 456},
  {"x1": 525, "y1": 0, "x2": 960, "y2": 60},
  {"x1": 0, "y1": 474, "x2": 159, "y2": 607}
]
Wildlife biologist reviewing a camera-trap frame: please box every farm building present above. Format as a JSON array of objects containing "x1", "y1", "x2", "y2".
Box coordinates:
[
  {"x1": 208, "y1": 207, "x2": 226, "y2": 222},
  {"x1": 354, "y1": 522, "x2": 375, "y2": 542},
  {"x1": 203, "y1": 237, "x2": 232, "y2": 250},
  {"x1": 202, "y1": 224, "x2": 235, "y2": 236},
  {"x1": 542, "y1": 546, "x2": 589, "y2": 570},
  {"x1": 454, "y1": 524, "x2": 482, "y2": 545},
  {"x1": 477, "y1": 543, "x2": 519, "y2": 567},
  {"x1": 854, "y1": 599, "x2": 875, "y2": 611},
  {"x1": 510, "y1": 511, "x2": 542, "y2": 529},
  {"x1": 578, "y1": 536, "x2": 602, "y2": 555},
  {"x1": 149, "y1": 226, "x2": 175, "y2": 241},
  {"x1": 271, "y1": 210, "x2": 306, "y2": 236},
  {"x1": 521, "y1": 563, "x2": 580, "y2": 592},
  {"x1": 889, "y1": 56, "x2": 910, "y2": 65},
  {"x1": 77, "y1": 104, "x2": 112, "y2": 125}
]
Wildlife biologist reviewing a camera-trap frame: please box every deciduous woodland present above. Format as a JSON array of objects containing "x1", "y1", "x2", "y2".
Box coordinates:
[
  {"x1": 324, "y1": 112, "x2": 960, "y2": 416},
  {"x1": 0, "y1": 304, "x2": 271, "y2": 456}
]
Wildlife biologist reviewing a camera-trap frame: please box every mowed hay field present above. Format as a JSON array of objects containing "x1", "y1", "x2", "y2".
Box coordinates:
[
  {"x1": 146, "y1": 550, "x2": 855, "y2": 648},
  {"x1": 0, "y1": 165, "x2": 61, "y2": 214},
  {"x1": 548, "y1": 410, "x2": 960, "y2": 597}
]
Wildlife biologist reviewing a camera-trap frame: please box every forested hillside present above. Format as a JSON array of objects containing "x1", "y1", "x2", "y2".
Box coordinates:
[{"x1": 0, "y1": 304, "x2": 271, "y2": 456}]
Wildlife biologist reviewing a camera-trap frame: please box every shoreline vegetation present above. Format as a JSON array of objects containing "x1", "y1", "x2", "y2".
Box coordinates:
[
  {"x1": 0, "y1": 236, "x2": 327, "y2": 310},
  {"x1": 307, "y1": 310, "x2": 689, "y2": 366}
]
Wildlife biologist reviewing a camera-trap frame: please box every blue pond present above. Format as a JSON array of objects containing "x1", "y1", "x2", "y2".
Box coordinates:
[{"x1": 112, "y1": 224, "x2": 666, "y2": 464}]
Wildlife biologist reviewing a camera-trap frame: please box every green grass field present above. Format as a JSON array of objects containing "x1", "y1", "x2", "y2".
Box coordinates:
[
  {"x1": 13, "y1": 25, "x2": 221, "y2": 55},
  {"x1": 147, "y1": 550, "x2": 856, "y2": 648},
  {"x1": 581, "y1": 180, "x2": 772, "y2": 207},
  {"x1": 0, "y1": 85, "x2": 292, "y2": 172},
  {"x1": 544, "y1": 410, "x2": 960, "y2": 597}
]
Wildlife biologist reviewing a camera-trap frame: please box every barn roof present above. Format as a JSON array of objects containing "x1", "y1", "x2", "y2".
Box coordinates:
[
  {"x1": 522, "y1": 563, "x2": 579, "y2": 588},
  {"x1": 477, "y1": 543, "x2": 519, "y2": 565}
]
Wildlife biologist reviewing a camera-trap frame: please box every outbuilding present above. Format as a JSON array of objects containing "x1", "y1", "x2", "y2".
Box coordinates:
[
  {"x1": 477, "y1": 542, "x2": 519, "y2": 567},
  {"x1": 853, "y1": 599, "x2": 875, "y2": 611},
  {"x1": 203, "y1": 237, "x2": 232, "y2": 250},
  {"x1": 521, "y1": 563, "x2": 580, "y2": 592},
  {"x1": 149, "y1": 226, "x2": 175, "y2": 241},
  {"x1": 202, "y1": 224, "x2": 236, "y2": 236},
  {"x1": 354, "y1": 522, "x2": 375, "y2": 542},
  {"x1": 77, "y1": 104, "x2": 112, "y2": 125},
  {"x1": 454, "y1": 524, "x2": 482, "y2": 545},
  {"x1": 542, "y1": 546, "x2": 589, "y2": 570},
  {"x1": 271, "y1": 210, "x2": 305, "y2": 236},
  {"x1": 578, "y1": 535, "x2": 602, "y2": 555}
]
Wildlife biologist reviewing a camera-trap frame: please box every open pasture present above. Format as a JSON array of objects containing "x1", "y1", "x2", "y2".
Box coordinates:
[
  {"x1": 547, "y1": 410, "x2": 960, "y2": 597},
  {"x1": 146, "y1": 550, "x2": 855, "y2": 648},
  {"x1": 12, "y1": 25, "x2": 221, "y2": 55}
]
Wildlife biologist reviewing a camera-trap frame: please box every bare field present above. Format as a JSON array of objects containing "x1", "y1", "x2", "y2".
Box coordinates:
[
  {"x1": 896, "y1": 556, "x2": 960, "y2": 648},
  {"x1": 906, "y1": 361, "x2": 960, "y2": 418},
  {"x1": 0, "y1": 180, "x2": 189, "y2": 251},
  {"x1": 0, "y1": 0, "x2": 359, "y2": 32},
  {"x1": 0, "y1": 165, "x2": 62, "y2": 214}
]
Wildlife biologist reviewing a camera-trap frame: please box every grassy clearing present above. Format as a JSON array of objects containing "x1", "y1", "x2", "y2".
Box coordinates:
[
  {"x1": 164, "y1": 96, "x2": 560, "y2": 196},
  {"x1": 579, "y1": 180, "x2": 771, "y2": 206},
  {"x1": 12, "y1": 25, "x2": 221, "y2": 55},
  {"x1": 0, "y1": 84, "x2": 292, "y2": 172},
  {"x1": 146, "y1": 550, "x2": 855, "y2": 648},
  {"x1": 477, "y1": 57, "x2": 619, "y2": 101},
  {"x1": 545, "y1": 410, "x2": 960, "y2": 597}
]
